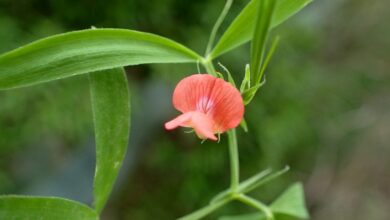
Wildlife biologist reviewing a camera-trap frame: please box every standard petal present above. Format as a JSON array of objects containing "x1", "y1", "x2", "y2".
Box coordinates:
[
  {"x1": 206, "y1": 77, "x2": 244, "y2": 132},
  {"x1": 172, "y1": 74, "x2": 217, "y2": 113}
]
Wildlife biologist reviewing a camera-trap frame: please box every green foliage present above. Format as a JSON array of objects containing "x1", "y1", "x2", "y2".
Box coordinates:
[
  {"x1": 0, "y1": 196, "x2": 97, "y2": 220},
  {"x1": 250, "y1": 0, "x2": 276, "y2": 85},
  {"x1": 240, "y1": 64, "x2": 251, "y2": 92},
  {"x1": 271, "y1": 183, "x2": 309, "y2": 219},
  {"x1": 0, "y1": 28, "x2": 201, "y2": 90},
  {"x1": 211, "y1": 0, "x2": 312, "y2": 58},
  {"x1": 0, "y1": 0, "x2": 312, "y2": 219},
  {"x1": 219, "y1": 183, "x2": 309, "y2": 220},
  {"x1": 89, "y1": 68, "x2": 130, "y2": 213}
]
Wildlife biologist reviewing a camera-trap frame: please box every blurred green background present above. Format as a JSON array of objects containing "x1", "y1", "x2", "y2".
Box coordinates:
[{"x1": 0, "y1": 0, "x2": 389, "y2": 219}]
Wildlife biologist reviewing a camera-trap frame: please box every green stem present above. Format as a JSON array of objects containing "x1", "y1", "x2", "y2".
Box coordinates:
[
  {"x1": 178, "y1": 195, "x2": 232, "y2": 220},
  {"x1": 236, "y1": 194, "x2": 274, "y2": 220},
  {"x1": 227, "y1": 129, "x2": 239, "y2": 191},
  {"x1": 205, "y1": 0, "x2": 233, "y2": 56},
  {"x1": 202, "y1": 58, "x2": 217, "y2": 76}
]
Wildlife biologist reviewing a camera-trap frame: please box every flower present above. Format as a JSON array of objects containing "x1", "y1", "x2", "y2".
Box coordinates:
[{"x1": 165, "y1": 74, "x2": 244, "y2": 141}]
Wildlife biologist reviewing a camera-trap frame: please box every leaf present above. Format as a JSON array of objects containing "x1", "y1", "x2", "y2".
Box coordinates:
[
  {"x1": 240, "y1": 166, "x2": 289, "y2": 194},
  {"x1": 0, "y1": 28, "x2": 202, "y2": 90},
  {"x1": 89, "y1": 68, "x2": 130, "y2": 213},
  {"x1": 211, "y1": 0, "x2": 312, "y2": 58},
  {"x1": 256, "y1": 36, "x2": 280, "y2": 83},
  {"x1": 250, "y1": 0, "x2": 276, "y2": 85},
  {"x1": 271, "y1": 182, "x2": 309, "y2": 219},
  {"x1": 0, "y1": 196, "x2": 97, "y2": 220},
  {"x1": 210, "y1": 168, "x2": 272, "y2": 205},
  {"x1": 218, "y1": 183, "x2": 308, "y2": 220}
]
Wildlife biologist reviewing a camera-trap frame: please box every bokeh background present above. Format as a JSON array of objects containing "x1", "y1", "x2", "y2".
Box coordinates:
[{"x1": 0, "y1": 0, "x2": 389, "y2": 219}]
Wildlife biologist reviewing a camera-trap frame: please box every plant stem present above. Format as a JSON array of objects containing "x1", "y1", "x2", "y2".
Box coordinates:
[
  {"x1": 227, "y1": 129, "x2": 239, "y2": 191},
  {"x1": 236, "y1": 194, "x2": 274, "y2": 220},
  {"x1": 178, "y1": 195, "x2": 232, "y2": 220},
  {"x1": 205, "y1": 0, "x2": 233, "y2": 56},
  {"x1": 202, "y1": 58, "x2": 217, "y2": 76}
]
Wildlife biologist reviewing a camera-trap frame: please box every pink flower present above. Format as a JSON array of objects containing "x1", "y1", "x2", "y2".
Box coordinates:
[{"x1": 165, "y1": 74, "x2": 244, "y2": 141}]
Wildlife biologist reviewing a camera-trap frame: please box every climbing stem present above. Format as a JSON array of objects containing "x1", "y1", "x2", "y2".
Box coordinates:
[
  {"x1": 202, "y1": 58, "x2": 217, "y2": 77},
  {"x1": 178, "y1": 194, "x2": 233, "y2": 220},
  {"x1": 227, "y1": 129, "x2": 239, "y2": 191},
  {"x1": 205, "y1": 0, "x2": 233, "y2": 56},
  {"x1": 236, "y1": 194, "x2": 274, "y2": 220}
]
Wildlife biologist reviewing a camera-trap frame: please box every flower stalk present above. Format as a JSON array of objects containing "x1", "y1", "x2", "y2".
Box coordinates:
[{"x1": 227, "y1": 129, "x2": 239, "y2": 191}]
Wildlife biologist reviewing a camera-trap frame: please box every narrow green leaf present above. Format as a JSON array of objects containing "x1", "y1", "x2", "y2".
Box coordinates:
[
  {"x1": 210, "y1": 168, "x2": 272, "y2": 204},
  {"x1": 241, "y1": 166, "x2": 289, "y2": 194},
  {"x1": 271, "y1": 182, "x2": 309, "y2": 219},
  {"x1": 211, "y1": 0, "x2": 312, "y2": 58},
  {"x1": 89, "y1": 68, "x2": 130, "y2": 213},
  {"x1": 0, "y1": 28, "x2": 202, "y2": 90},
  {"x1": 0, "y1": 196, "x2": 97, "y2": 220},
  {"x1": 250, "y1": 0, "x2": 276, "y2": 85},
  {"x1": 257, "y1": 36, "x2": 280, "y2": 83}
]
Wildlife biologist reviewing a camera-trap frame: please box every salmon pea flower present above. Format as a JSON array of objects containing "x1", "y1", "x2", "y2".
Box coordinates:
[{"x1": 165, "y1": 74, "x2": 244, "y2": 141}]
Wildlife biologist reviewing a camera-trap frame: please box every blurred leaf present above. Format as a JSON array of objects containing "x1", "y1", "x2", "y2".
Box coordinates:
[
  {"x1": 210, "y1": 168, "x2": 272, "y2": 204},
  {"x1": 211, "y1": 0, "x2": 312, "y2": 58},
  {"x1": 257, "y1": 36, "x2": 280, "y2": 83},
  {"x1": 270, "y1": 182, "x2": 309, "y2": 219},
  {"x1": 0, "y1": 28, "x2": 202, "y2": 90},
  {"x1": 219, "y1": 183, "x2": 308, "y2": 220},
  {"x1": 240, "y1": 166, "x2": 289, "y2": 194},
  {"x1": 89, "y1": 68, "x2": 130, "y2": 213},
  {"x1": 0, "y1": 196, "x2": 97, "y2": 220},
  {"x1": 250, "y1": 0, "x2": 276, "y2": 84},
  {"x1": 219, "y1": 212, "x2": 265, "y2": 220}
]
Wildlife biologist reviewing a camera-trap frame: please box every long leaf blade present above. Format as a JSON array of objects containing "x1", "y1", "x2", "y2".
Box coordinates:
[
  {"x1": 0, "y1": 28, "x2": 201, "y2": 90},
  {"x1": 250, "y1": 0, "x2": 276, "y2": 84},
  {"x1": 0, "y1": 196, "x2": 97, "y2": 220},
  {"x1": 211, "y1": 0, "x2": 312, "y2": 58},
  {"x1": 89, "y1": 68, "x2": 130, "y2": 213}
]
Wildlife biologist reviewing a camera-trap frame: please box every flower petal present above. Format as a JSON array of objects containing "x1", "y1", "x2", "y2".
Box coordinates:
[
  {"x1": 165, "y1": 111, "x2": 217, "y2": 141},
  {"x1": 164, "y1": 112, "x2": 193, "y2": 130},
  {"x1": 190, "y1": 112, "x2": 217, "y2": 141},
  {"x1": 171, "y1": 74, "x2": 244, "y2": 133},
  {"x1": 172, "y1": 74, "x2": 217, "y2": 113},
  {"x1": 206, "y1": 77, "x2": 244, "y2": 132}
]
